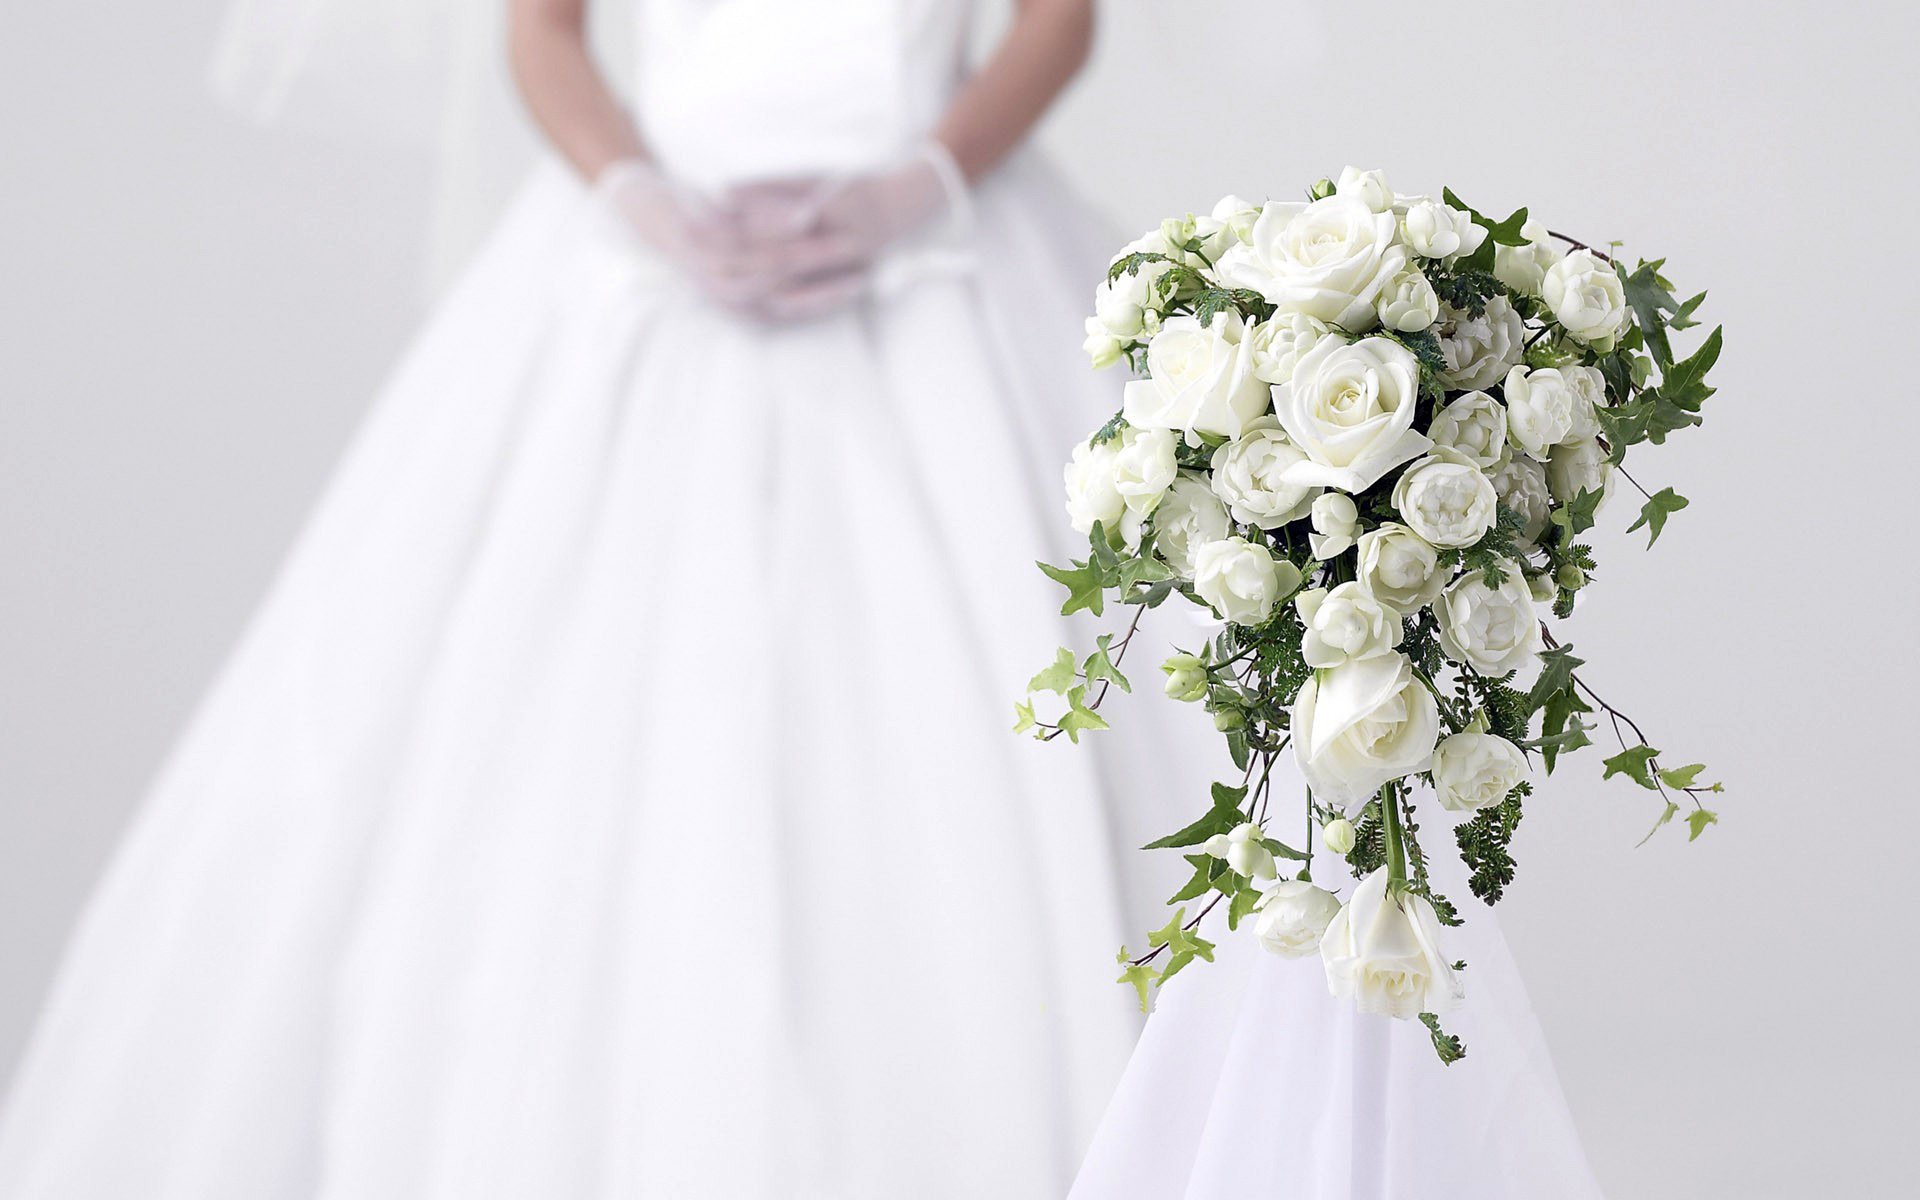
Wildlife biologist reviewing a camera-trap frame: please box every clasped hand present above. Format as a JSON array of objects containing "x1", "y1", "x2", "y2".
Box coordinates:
[{"x1": 596, "y1": 149, "x2": 955, "y2": 323}]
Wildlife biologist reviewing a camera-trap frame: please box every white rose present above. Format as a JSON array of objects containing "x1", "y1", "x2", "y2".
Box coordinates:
[
  {"x1": 1192, "y1": 535, "x2": 1299, "y2": 625},
  {"x1": 1110, "y1": 425, "x2": 1179, "y2": 521},
  {"x1": 1427, "y1": 390, "x2": 1509, "y2": 471},
  {"x1": 1489, "y1": 455, "x2": 1552, "y2": 546},
  {"x1": 1321, "y1": 866, "x2": 1464, "y2": 1018},
  {"x1": 1122, "y1": 313, "x2": 1272, "y2": 445},
  {"x1": 1492, "y1": 219, "x2": 1562, "y2": 295},
  {"x1": 1375, "y1": 263, "x2": 1440, "y2": 332},
  {"x1": 1219, "y1": 196, "x2": 1405, "y2": 329},
  {"x1": 1210, "y1": 194, "x2": 1260, "y2": 244},
  {"x1": 1291, "y1": 652, "x2": 1440, "y2": 812},
  {"x1": 1503, "y1": 365, "x2": 1578, "y2": 460},
  {"x1": 1541, "y1": 249, "x2": 1628, "y2": 350},
  {"x1": 1336, "y1": 166, "x2": 1394, "y2": 213},
  {"x1": 1082, "y1": 321, "x2": 1125, "y2": 370},
  {"x1": 1400, "y1": 200, "x2": 1487, "y2": 261},
  {"x1": 1435, "y1": 295, "x2": 1526, "y2": 391},
  {"x1": 1308, "y1": 492, "x2": 1360, "y2": 560},
  {"x1": 1547, "y1": 436, "x2": 1614, "y2": 505},
  {"x1": 1149, "y1": 474, "x2": 1232, "y2": 577},
  {"x1": 1151, "y1": 212, "x2": 1235, "y2": 269},
  {"x1": 1390, "y1": 448, "x2": 1499, "y2": 549},
  {"x1": 1271, "y1": 336, "x2": 1432, "y2": 493},
  {"x1": 1246, "y1": 312, "x2": 1331, "y2": 385},
  {"x1": 1431, "y1": 730, "x2": 1529, "y2": 812},
  {"x1": 1354, "y1": 523, "x2": 1447, "y2": 614},
  {"x1": 1321, "y1": 816, "x2": 1357, "y2": 855},
  {"x1": 1204, "y1": 821, "x2": 1277, "y2": 881},
  {"x1": 1208, "y1": 419, "x2": 1322, "y2": 528},
  {"x1": 1563, "y1": 364, "x2": 1608, "y2": 443},
  {"x1": 1063, "y1": 438, "x2": 1124, "y2": 541},
  {"x1": 1091, "y1": 257, "x2": 1173, "y2": 341},
  {"x1": 1254, "y1": 880, "x2": 1342, "y2": 957},
  {"x1": 1296, "y1": 582, "x2": 1402, "y2": 669},
  {"x1": 1435, "y1": 566, "x2": 1542, "y2": 676}
]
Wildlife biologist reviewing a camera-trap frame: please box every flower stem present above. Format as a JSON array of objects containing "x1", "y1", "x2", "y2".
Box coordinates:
[{"x1": 1380, "y1": 781, "x2": 1408, "y2": 890}]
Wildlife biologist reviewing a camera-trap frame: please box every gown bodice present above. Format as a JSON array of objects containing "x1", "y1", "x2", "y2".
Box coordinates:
[{"x1": 631, "y1": 0, "x2": 974, "y2": 191}]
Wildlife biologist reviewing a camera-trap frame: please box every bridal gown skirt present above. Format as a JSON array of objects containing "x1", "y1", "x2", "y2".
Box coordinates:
[
  {"x1": 0, "y1": 152, "x2": 1197, "y2": 1198},
  {"x1": 1070, "y1": 793, "x2": 1606, "y2": 1200}
]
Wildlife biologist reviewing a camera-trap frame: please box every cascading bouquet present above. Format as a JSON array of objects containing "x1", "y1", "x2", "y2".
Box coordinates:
[{"x1": 1015, "y1": 168, "x2": 1724, "y2": 1062}]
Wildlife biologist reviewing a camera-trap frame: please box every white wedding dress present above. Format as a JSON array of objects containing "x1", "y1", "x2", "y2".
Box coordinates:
[
  {"x1": 1069, "y1": 765, "x2": 1607, "y2": 1200},
  {"x1": 0, "y1": 2, "x2": 1194, "y2": 1196}
]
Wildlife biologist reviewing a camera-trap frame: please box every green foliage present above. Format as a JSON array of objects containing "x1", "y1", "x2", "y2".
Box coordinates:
[
  {"x1": 1084, "y1": 634, "x2": 1132, "y2": 693},
  {"x1": 1344, "y1": 800, "x2": 1388, "y2": 878},
  {"x1": 1421, "y1": 1012, "x2": 1468, "y2": 1066},
  {"x1": 1115, "y1": 954, "x2": 1159, "y2": 1013},
  {"x1": 1148, "y1": 908, "x2": 1216, "y2": 983},
  {"x1": 1441, "y1": 505, "x2": 1528, "y2": 587},
  {"x1": 1143, "y1": 783, "x2": 1247, "y2": 850},
  {"x1": 1456, "y1": 786, "x2": 1527, "y2": 904},
  {"x1": 1442, "y1": 187, "x2": 1529, "y2": 274},
  {"x1": 1027, "y1": 648, "x2": 1078, "y2": 695},
  {"x1": 1601, "y1": 745, "x2": 1661, "y2": 789},
  {"x1": 1055, "y1": 687, "x2": 1110, "y2": 743},
  {"x1": 1426, "y1": 265, "x2": 1508, "y2": 318}
]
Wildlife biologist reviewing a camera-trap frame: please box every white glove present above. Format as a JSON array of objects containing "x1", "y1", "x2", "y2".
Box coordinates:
[{"x1": 593, "y1": 158, "x2": 770, "y2": 309}]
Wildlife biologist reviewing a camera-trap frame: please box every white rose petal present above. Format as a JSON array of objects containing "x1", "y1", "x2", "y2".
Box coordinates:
[
  {"x1": 1255, "y1": 880, "x2": 1343, "y2": 958},
  {"x1": 1354, "y1": 522, "x2": 1447, "y2": 614},
  {"x1": 1122, "y1": 313, "x2": 1273, "y2": 445},
  {"x1": 1563, "y1": 364, "x2": 1608, "y2": 443},
  {"x1": 1308, "y1": 492, "x2": 1360, "y2": 560},
  {"x1": 1541, "y1": 249, "x2": 1628, "y2": 350},
  {"x1": 1291, "y1": 653, "x2": 1440, "y2": 812},
  {"x1": 1192, "y1": 535, "x2": 1299, "y2": 625},
  {"x1": 1428, "y1": 390, "x2": 1509, "y2": 470},
  {"x1": 1064, "y1": 438, "x2": 1125, "y2": 540},
  {"x1": 1271, "y1": 336, "x2": 1432, "y2": 493},
  {"x1": 1400, "y1": 199, "x2": 1487, "y2": 261},
  {"x1": 1149, "y1": 474, "x2": 1232, "y2": 577},
  {"x1": 1390, "y1": 447, "x2": 1499, "y2": 549},
  {"x1": 1246, "y1": 312, "x2": 1331, "y2": 385},
  {"x1": 1489, "y1": 455, "x2": 1552, "y2": 546},
  {"x1": 1321, "y1": 867, "x2": 1464, "y2": 1018},
  {"x1": 1295, "y1": 582, "x2": 1403, "y2": 669},
  {"x1": 1209, "y1": 419, "x2": 1322, "y2": 528},
  {"x1": 1503, "y1": 364, "x2": 1579, "y2": 460},
  {"x1": 1336, "y1": 166, "x2": 1395, "y2": 214},
  {"x1": 1435, "y1": 565, "x2": 1542, "y2": 676},
  {"x1": 1218, "y1": 195, "x2": 1404, "y2": 330},
  {"x1": 1493, "y1": 220, "x2": 1563, "y2": 296},
  {"x1": 1432, "y1": 731, "x2": 1529, "y2": 812},
  {"x1": 1547, "y1": 436, "x2": 1614, "y2": 506},
  {"x1": 1376, "y1": 263, "x2": 1440, "y2": 332},
  {"x1": 1436, "y1": 296, "x2": 1527, "y2": 391},
  {"x1": 1203, "y1": 821, "x2": 1278, "y2": 881}
]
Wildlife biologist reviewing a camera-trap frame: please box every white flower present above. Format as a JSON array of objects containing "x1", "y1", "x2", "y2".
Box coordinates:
[
  {"x1": 1064, "y1": 438, "x2": 1124, "y2": 541},
  {"x1": 1336, "y1": 166, "x2": 1395, "y2": 213},
  {"x1": 1161, "y1": 653, "x2": 1208, "y2": 702},
  {"x1": 1564, "y1": 364, "x2": 1608, "y2": 443},
  {"x1": 1296, "y1": 582, "x2": 1402, "y2": 669},
  {"x1": 1209, "y1": 419, "x2": 1322, "y2": 528},
  {"x1": 1435, "y1": 296, "x2": 1527, "y2": 391},
  {"x1": 1435, "y1": 566, "x2": 1541, "y2": 676},
  {"x1": 1292, "y1": 653, "x2": 1441, "y2": 812},
  {"x1": 1391, "y1": 447, "x2": 1499, "y2": 549},
  {"x1": 1271, "y1": 337, "x2": 1432, "y2": 493},
  {"x1": 1541, "y1": 249, "x2": 1628, "y2": 350},
  {"x1": 1432, "y1": 730, "x2": 1529, "y2": 812},
  {"x1": 1122, "y1": 313, "x2": 1272, "y2": 445},
  {"x1": 1219, "y1": 196, "x2": 1405, "y2": 329},
  {"x1": 1254, "y1": 880, "x2": 1342, "y2": 957},
  {"x1": 1493, "y1": 219, "x2": 1562, "y2": 295},
  {"x1": 1354, "y1": 523, "x2": 1447, "y2": 614},
  {"x1": 1308, "y1": 493, "x2": 1360, "y2": 560},
  {"x1": 1192, "y1": 536, "x2": 1299, "y2": 625},
  {"x1": 1428, "y1": 390, "x2": 1509, "y2": 470},
  {"x1": 1111, "y1": 426, "x2": 1178, "y2": 518},
  {"x1": 1204, "y1": 821, "x2": 1278, "y2": 881},
  {"x1": 1083, "y1": 322, "x2": 1125, "y2": 369},
  {"x1": 1321, "y1": 816, "x2": 1357, "y2": 856},
  {"x1": 1375, "y1": 263, "x2": 1440, "y2": 332},
  {"x1": 1547, "y1": 437, "x2": 1614, "y2": 505},
  {"x1": 1400, "y1": 200, "x2": 1487, "y2": 261},
  {"x1": 1503, "y1": 365, "x2": 1578, "y2": 460},
  {"x1": 1246, "y1": 312, "x2": 1331, "y2": 385},
  {"x1": 1489, "y1": 455, "x2": 1552, "y2": 546},
  {"x1": 1090, "y1": 257, "x2": 1173, "y2": 342},
  {"x1": 1210, "y1": 194, "x2": 1260, "y2": 244},
  {"x1": 1149, "y1": 474, "x2": 1232, "y2": 577},
  {"x1": 1321, "y1": 867, "x2": 1464, "y2": 1018}
]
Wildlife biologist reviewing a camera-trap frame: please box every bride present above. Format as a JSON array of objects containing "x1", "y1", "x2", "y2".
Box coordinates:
[{"x1": 0, "y1": 1, "x2": 1185, "y2": 1195}]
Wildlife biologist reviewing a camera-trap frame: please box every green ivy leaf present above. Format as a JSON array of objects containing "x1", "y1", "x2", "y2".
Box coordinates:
[
  {"x1": 1626, "y1": 487, "x2": 1690, "y2": 547},
  {"x1": 1084, "y1": 635, "x2": 1132, "y2": 694},
  {"x1": 1055, "y1": 685, "x2": 1110, "y2": 743},
  {"x1": 1226, "y1": 885, "x2": 1262, "y2": 931},
  {"x1": 1686, "y1": 808, "x2": 1720, "y2": 841},
  {"x1": 1142, "y1": 796, "x2": 1243, "y2": 850},
  {"x1": 1657, "y1": 762, "x2": 1710, "y2": 790},
  {"x1": 1525, "y1": 644, "x2": 1585, "y2": 716},
  {"x1": 1550, "y1": 487, "x2": 1606, "y2": 538},
  {"x1": 1601, "y1": 745, "x2": 1661, "y2": 790},
  {"x1": 1115, "y1": 954, "x2": 1159, "y2": 1013},
  {"x1": 1027, "y1": 647, "x2": 1078, "y2": 695},
  {"x1": 1037, "y1": 558, "x2": 1105, "y2": 617},
  {"x1": 1011, "y1": 699, "x2": 1036, "y2": 735},
  {"x1": 1637, "y1": 799, "x2": 1680, "y2": 847}
]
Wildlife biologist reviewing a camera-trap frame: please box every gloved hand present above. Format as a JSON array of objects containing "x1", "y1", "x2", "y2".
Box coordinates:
[
  {"x1": 721, "y1": 142, "x2": 971, "y2": 321},
  {"x1": 593, "y1": 158, "x2": 771, "y2": 310}
]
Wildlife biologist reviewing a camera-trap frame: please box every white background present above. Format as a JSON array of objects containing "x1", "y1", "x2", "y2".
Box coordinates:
[{"x1": 3, "y1": 2, "x2": 1916, "y2": 1196}]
